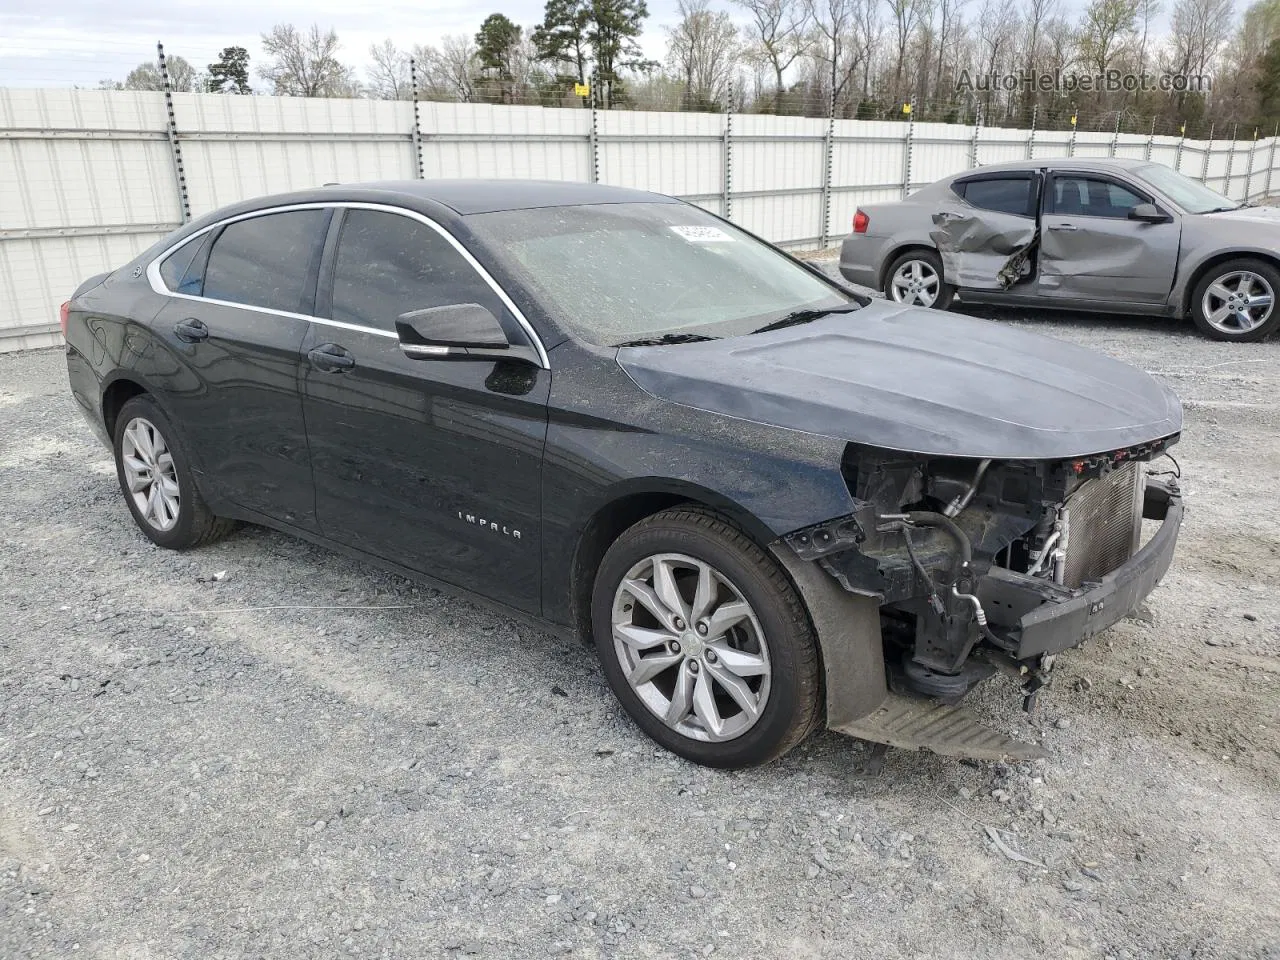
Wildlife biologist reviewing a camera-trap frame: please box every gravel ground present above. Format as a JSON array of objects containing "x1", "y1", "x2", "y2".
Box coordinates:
[{"x1": 2, "y1": 305, "x2": 1279, "y2": 960}]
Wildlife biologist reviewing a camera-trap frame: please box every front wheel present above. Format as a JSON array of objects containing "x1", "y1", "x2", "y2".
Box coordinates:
[
  {"x1": 591, "y1": 507, "x2": 822, "y2": 768},
  {"x1": 1190, "y1": 258, "x2": 1280, "y2": 341},
  {"x1": 884, "y1": 249, "x2": 955, "y2": 310}
]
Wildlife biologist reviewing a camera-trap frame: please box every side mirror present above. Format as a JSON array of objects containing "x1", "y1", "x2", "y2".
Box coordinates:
[
  {"x1": 396, "y1": 303, "x2": 509, "y2": 359},
  {"x1": 1129, "y1": 202, "x2": 1170, "y2": 224}
]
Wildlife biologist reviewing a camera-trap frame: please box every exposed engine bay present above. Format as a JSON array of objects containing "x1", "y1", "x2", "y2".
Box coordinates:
[{"x1": 784, "y1": 438, "x2": 1184, "y2": 708}]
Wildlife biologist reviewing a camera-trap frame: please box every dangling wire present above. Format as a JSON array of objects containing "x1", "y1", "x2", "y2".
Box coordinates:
[{"x1": 1148, "y1": 451, "x2": 1181, "y2": 480}]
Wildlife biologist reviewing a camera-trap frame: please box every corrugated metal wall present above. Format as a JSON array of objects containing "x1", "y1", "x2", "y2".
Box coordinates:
[{"x1": 4, "y1": 87, "x2": 1278, "y2": 352}]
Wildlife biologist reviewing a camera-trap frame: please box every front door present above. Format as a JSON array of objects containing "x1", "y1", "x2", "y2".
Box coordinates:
[
  {"x1": 150, "y1": 207, "x2": 330, "y2": 529},
  {"x1": 300, "y1": 207, "x2": 550, "y2": 614},
  {"x1": 1036, "y1": 172, "x2": 1181, "y2": 304}
]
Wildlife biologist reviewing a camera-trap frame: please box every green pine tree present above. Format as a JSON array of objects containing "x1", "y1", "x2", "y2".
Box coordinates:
[{"x1": 208, "y1": 46, "x2": 251, "y2": 94}]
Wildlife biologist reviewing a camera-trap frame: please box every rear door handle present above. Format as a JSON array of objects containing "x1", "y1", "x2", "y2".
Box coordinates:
[
  {"x1": 173, "y1": 318, "x2": 209, "y2": 343},
  {"x1": 1048, "y1": 223, "x2": 1078, "y2": 231},
  {"x1": 308, "y1": 343, "x2": 355, "y2": 373}
]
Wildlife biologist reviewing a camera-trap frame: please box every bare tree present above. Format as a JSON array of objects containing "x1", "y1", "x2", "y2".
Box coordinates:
[
  {"x1": 259, "y1": 24, "x2": 359, "y2": 97},
  {"x1": 412, "y1": 36, "x2": 479, "y2": 102},
  {"x1": 932, "y1": 0, "x2": 969, "y2": 103},
  {"x1": 1077, "y1": 0, "x2": 1140, "y2": 76},
  {"x1": 120, "y1": 55, "x2": 199, "y2": 92},
  {"x1": 805, "y1": 0, "x2": 860, "y2": 110},
  {"x1": 666, "y1": 0, "x2": 742, "y2": 108},
  {"x1": 969, "y1": 0, "x2": 1018, "y2": 114},
  {"x1": 886, "y1": 0, "x2": 928, "y2": 105},
  {"x1": 731, "y1": 0, "x2": 812, "y2": 112},
  {"x1": 367, "y1": 39, "x2": 410, "y2": 99},
  {"x1": 1135, "y1": 0, "x2": 1161, "y2": 74},
  {"x1": 1168, "y1": 0, "x2": 1232, "y2": 76},
  {"x1": 1022, "y1": 0, "x2": 1059, "y2": 89}
]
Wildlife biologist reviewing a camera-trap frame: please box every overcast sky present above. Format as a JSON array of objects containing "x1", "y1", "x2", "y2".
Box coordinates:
[
  {"x1": 0, "y1": 2, "x2": 686, "y2": 89},
  {"x1": 2, "y1": 0, "x2": 1177, "y2": 91}
]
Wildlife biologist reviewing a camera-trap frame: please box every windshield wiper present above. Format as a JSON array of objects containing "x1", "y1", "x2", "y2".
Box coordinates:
[
  {"x1": 751, "y1": 305, "x2": 861, "y2": 335},
  {"x1": 614, "y1": 332, "x2": 720, "y2": 347},
  {"x1": 1201, "y1": 205, "x2": 1239, "y2": 214}
]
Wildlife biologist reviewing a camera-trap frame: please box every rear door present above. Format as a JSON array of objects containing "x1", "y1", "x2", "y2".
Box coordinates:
[
  {"x1": 930, "y1": 172, "x2": 1041, "y2": 290},
  {"x1": 1037, "y1": 171, "x2": 1180, "y2": 303},
  {"x1": 149, "y1": 207, "x2": 329, "y2": 529},
  {"x1": 300, "y1": 206, "x2": 550, "y2": 614}
]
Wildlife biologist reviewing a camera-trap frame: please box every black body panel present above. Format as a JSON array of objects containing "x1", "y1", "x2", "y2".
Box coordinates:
[{"x1": 300, "y1": 322, "x2": 551, "y2": 614}]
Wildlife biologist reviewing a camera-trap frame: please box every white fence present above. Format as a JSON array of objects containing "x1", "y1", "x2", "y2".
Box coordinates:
[{"x1": 3, "y1": 87, "x2": 1279, "y2": 352}]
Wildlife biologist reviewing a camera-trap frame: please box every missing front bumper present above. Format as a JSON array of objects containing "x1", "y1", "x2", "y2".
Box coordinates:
[{"x1": 979, "y1": 479, "x2": 1183, "y2": 661}]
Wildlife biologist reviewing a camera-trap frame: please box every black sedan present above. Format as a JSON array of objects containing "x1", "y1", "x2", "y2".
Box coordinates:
[{"x1": 63, "y1": 180, "x2": 1184, "y2": 767}]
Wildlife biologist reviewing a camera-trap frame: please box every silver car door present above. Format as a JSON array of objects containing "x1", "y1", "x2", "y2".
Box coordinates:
[
  {"x1": 1038, "y1": 172, "x2": 1181, "y2": 304},
  {"x1": 929, "y1": 172, "x2": 1040, "y2": 291}
]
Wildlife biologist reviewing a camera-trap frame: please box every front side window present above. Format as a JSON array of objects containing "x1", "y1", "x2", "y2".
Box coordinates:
[
  {"x1": 329, "y1": 210, "x2": 503, "y2": 332},
  {"x1": 1051, "y1": 176, "x2": 1145, "y2": 219},
  {"x1": 960, "y1": 177, "x2": 1035, "y2": 217},
  {"x1": 202, "y1": 210, "x2": 327, "y2": 313},
  {"x1": 467, "y1": 202, "x2": 853, "y2": 346}
]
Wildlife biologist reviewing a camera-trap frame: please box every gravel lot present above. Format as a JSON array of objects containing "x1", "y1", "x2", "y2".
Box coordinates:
[{"x1": 2, "y1": 304, "x2": 1278, "y2": 960}]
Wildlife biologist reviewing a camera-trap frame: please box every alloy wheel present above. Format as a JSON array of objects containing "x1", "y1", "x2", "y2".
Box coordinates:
[
  {"x1": 1201, "y1": 270, "x2": 1275, "y2": 335},
  {"x1": 611, "y1": 552, "x2": 771, "y2": 743},
  {"x1": 889, "y1": 259, "x2": 940, "y2": 307},
  {"x1": 120, "y1": 416, "x2": 181, "y2": 532}
]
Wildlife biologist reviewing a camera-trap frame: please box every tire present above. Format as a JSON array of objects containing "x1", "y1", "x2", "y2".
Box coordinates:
[
  {"x1": 590, "y1": 506, "x2": 822, "y2": 768},
  {"x1": 884, "y1": 249, "x2": 956, "y2": 310},
  {"x1": 1190, "y1": 257, "x2": 1280, "y2": 342},
  {"x1": 112, "y1": 394, "x2": 236, "y2": 550}
]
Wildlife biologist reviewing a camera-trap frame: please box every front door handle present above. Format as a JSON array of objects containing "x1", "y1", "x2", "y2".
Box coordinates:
[
  {"x1": 308, "y1": 343, "x2": 355, "y2": 373},
  {"x1": 173, "y1": 318, "x2": 209, "y2": 343},
  {"x1": 1047, "y1": 223, "x2": 1078, "y2": 231}
]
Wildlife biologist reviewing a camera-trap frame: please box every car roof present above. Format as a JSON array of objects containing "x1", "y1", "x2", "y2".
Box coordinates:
[
  {"x1": 324, "y1": 179, "x2": 675, "y2": 214},
  {"x1": 952, "y1": 157, "x2": 1152, "y2": 178}
]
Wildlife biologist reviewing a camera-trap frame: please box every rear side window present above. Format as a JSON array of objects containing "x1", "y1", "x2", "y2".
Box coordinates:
[
  {"x1": 959, "y1": 177, "x2": 1034, "y2": 217},
  {"x1": 203, "y1": 210, "x2": 326, "y2": 313},
  {"x1": 158, "y1": 235, "x2": 209, "y2": 295},
  {"x1": 329, "y1": 209, "x2": 504, "y2": 332}
]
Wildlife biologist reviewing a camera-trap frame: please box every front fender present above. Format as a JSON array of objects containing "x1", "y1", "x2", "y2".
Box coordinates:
[{"x1": 1171, "y1": 242, "x2": 1280, "y2": 315}]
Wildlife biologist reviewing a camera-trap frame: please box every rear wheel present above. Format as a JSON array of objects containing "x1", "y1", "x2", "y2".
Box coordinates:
[
  {"x1": 591, "y1": 506, "x2": 822, "y2": 768},
  {"x1": 1190, "y1": 258, "x2": 1280, "y2": 341},
  {"x1": 884, "y1": 249, "x2": 955, "y2": 310},
  {"x1": 112, "y1": 395, "x2": 236, "y2": 550}
]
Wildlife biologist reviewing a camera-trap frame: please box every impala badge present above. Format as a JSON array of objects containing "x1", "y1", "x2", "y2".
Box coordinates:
[{"x1": 457, "y1": 511, "x2": 522, "y2": 540}]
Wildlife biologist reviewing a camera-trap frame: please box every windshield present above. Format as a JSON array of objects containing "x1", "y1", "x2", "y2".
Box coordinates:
[
  {"x1": 1135, "y1": 163, "x2": 1238, "y2": 214},
  {"x1": 467, "y1": 202, "x2": 855, "y2": 346}
]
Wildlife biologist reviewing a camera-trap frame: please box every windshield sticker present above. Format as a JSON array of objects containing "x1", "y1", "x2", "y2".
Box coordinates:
[{"x1": 670, "y1": 225, "x2": 734, "y2": 243}]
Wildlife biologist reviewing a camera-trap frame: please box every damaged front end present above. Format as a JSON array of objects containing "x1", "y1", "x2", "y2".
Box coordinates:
[{"x1": 784, "y1": 441, "x2": 1183, "y2": 755}]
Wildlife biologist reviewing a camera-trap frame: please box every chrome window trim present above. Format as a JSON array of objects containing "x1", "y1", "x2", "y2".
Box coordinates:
[{"x1": 144, "y1": 200, "x2": 551, "y2": 367}]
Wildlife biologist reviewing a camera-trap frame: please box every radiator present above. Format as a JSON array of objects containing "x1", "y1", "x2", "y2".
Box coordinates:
[{"x1": 1061, "y1": 462, "x2": 1144, "y2": 588}]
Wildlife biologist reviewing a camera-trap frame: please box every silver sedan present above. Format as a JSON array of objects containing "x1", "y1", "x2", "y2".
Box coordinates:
[{"x1": 839, "y1": 157, "x2": 1280, "y2": 341}]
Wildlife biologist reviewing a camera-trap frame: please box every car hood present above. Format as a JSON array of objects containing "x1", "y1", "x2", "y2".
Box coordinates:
[
  {"x1": 616, "y1": 303, "x2": 1182, "y2": 460},
  {"x1": 1202, "y1": 205, "x2": 1280, "y2": 225}
]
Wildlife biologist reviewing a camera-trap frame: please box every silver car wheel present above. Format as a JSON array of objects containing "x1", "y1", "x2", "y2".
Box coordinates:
[
  {"x1": 611, "y1": 552, "x2": 771, "y2": 743},
  {"x1": 1202, "y1": 270, "x2": 1275, "y2": 335},
  {"x1": 889, "y1": 259, "x2": 941, "y2": 307},
  {"x1": 121, "y1": 416, "x2": 181, "y2": 532}
]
